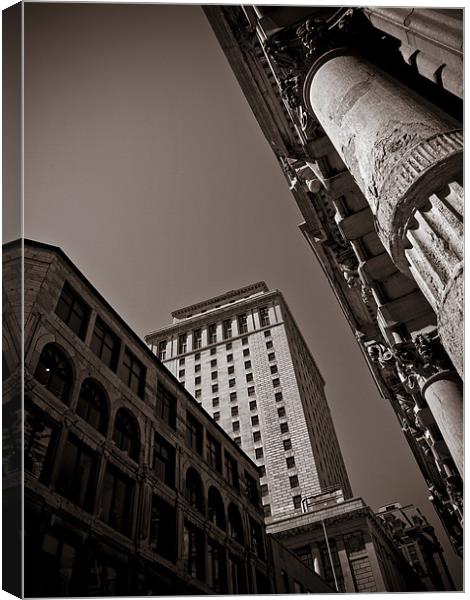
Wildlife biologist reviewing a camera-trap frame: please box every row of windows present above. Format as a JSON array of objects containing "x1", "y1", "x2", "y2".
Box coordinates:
[{"x1": 55, "y1": 282, "x2": 146, "y2": 399}]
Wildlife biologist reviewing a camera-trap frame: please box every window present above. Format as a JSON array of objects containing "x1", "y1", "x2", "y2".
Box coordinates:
[
  {"x1": 258, "y1": 465, "x2": 266, "y2": 478},
  {"x1": 246, "y1": 373, "x2": 253, "y2": 382},
  {"x1": 224, "y1": 451, "x2": 239, "y2": 489},
  {"x1": 101, "y1": 466, "x2": 134, "y2": 535},
  {"x1": 255, "y1": 447, "x2": 264, "y2": 459},
  {"x1": 226, "y1": 342, "x2": 232, "y2": 351},
  {"x1": 113, "y1": 409, "x2": 140, "y2": 460},
  {"x1": 264, "y1": 330, "x2": 271, "y2": 338},
  {"x1": 249, "y1": 400, "x2": 257, "y2": 411},
  {"x1": 208, "y1": 538, "x2": 227, "y2": 593},
  {"x1": 183, "y1": 521, "x2": 205, "y2": 581},
  {"x1": 195, "y1": 363, "x2": 201, "y2": 373},
  {"x1": 186, "y1": 412, "x2": 203, "y2": 455},
  {"x1": 289, "y1": 475, "x2": 299, "y2": 489},
  {"x1": 77, "y1": 379, "x2": 108, "y2": 434},
  {"x1": 179, "y1": 357, "x2": 185, "y2": 366},
  {"x1": 178, "y1": 333, "x2": 187, "y2": 355},
  {"x1": 229, "y1": 379, "x2": 236, "y2": 388},
  {"x1": 283, "y1": 439, "x2": 292, "y2": 450},
  {"x1": 158, "y1": 340, "x2": 167, "y2": 360},
  {"x1": 248, "y1": 386, "x2": 255, "y2": 397},
  {"x1": 210, "y1": 348, "x2": 217, "y2": 356},
  {"x1": 208, "y1": 486, "x2": 226, "y2": 530},
  {"x1": 195, "y1": 376, "x2": 201, "y2": 385},
  {"x1": 228, "y1": 504, "x2": 244, "y2": 544},
  {"x1": 211, "y1": 359, "x2": 217, "y2": 368},
  {"x1": 223, "y1": 319, "x2": 232, "y2": 340},
  {"x1": 211, "y1": 371, "x2": 218, "y2": 380},
  {"x1": 234, "y1": 436, "x2": 241, "y2": 446},
  {"x1": 278, "y1": 406, "x2": 286, "y2": 418},
  {"x1": 121, "y1": 348, "x2": 145, "y2": 398},
  {"x1": 195, "y1": 352, "x2": 201, "y2": 361},
  {"x1": 268, "y1": 352, "x2": 275, "y2": 362},
  {"x1": 251, "y1": 415, "x2": 259, "y2": 426},
  {"x1": 293, "y1": 495, "x2": 302, "y2": 509},
  {"x1": 249, "y1": 518, "x2": 265, "y2": 559},
  {"x1": 259, "y1": 307, "x2": 270, "y2": 327},
  {"x1": 24, "y1": 404, "x2": 59, "y2": 483},
  {"x1": 37, "y1": 531, "x2": 79, "y2": 597},
  {"x1": 150, "y1": 496, "x2": 177, "y2": 561},
  {"x1": 34, "y1": 343, "x2": 73, "y2": 404},
  {"x1": 55, "y1": 434, "x2": 98, "y2": 512},
  {"x1": 260, "y1": 484, "x2": 268, "y2": 497},
  {"x1": 213, "y1": 412, "x2": 220, "y2": 421},
  {"x1": 228, "y1": 365, "x2": 234, "y2": 375},
  {"x1": 212, "y1": 384, "x2": 218, "y2": 394},
  {"x1": 207, "y1": 434, "x2": 222, "y2": 472},
  {"x1": 244, "y1": 360, "x2": 251, "y2": 369},
  {"x1": 242, "y1": 336, "x2": 248, "y2": 345},
  {"x1": 156, "y1": 382, "x2": 177, "y2": 429},
  {"x1": 270, "y1": 365, "x2": 278, "y2": 374},
  {"x1": 153, "y1": 433, "x2": 176, "y2": 488},
  {"x1": 263, "y1": 504, "x2": 272, "y2": 518},
  {"x1": 266, "y1": 340, "x2": 273, "y2": 349},
  {"x1": 238, "y1": 314, "x2": 248, "y2": 335},
  {"x1": 186, "y1": 468, "x2": 204, "y2": 514},
  {"x1": 232, "y1": 421, "x2": 240, "y2": 432},
  {"x1": 275, "y1": 392, "x2": 283, "y2": 402},
  {"x1": 231, "y1": 406, "x2": 239, "y2": 417},
  {"x1": 272, "y1": 378, "x2": 280, "y2": 388},
  {"x1": 227, "y1": 353, "x2": 233, "y2": 362},
  {"x1": 280, "y1": 422, "x2": 289, "y2": 434},
  {"x1": 195, "y1": 389, "x2": 201, "y2": 399},
  {"x1": 193, "y1": 329, "x2": 202, "y2": 350},
  {"x1": 229, "y1": 553, "x2": 247, "y2": 594},
  {"x1": 243, "y1": 348, "x2": 250, "y2": 357},
  {"x1": 55, "y1": 282, "x2": 90, "y2": 340},
  {"x1": 212, "y1": 397, "x2": 219, "y2": 407},
  {"x1": 286, "y1": 456, "x2": 296, "y2": 469},
  {"x1": 208, "y1": 323, "x2": 217, "y2": 344},
  {"x1": 179, "y1": 369, "x2": 185, "y2": 378},
  {"x1": 253, "y1": 431, "x2": 261, "y2": 442},
  {"x1": 245, "y1": 472, "x2": 260, "y2": 507},
  {"x1": 91, "y1": 317, "x2": 120, "y2": 371},
  {"x1": 230, "y1": 391, "x2": 237, "y2": 401}
]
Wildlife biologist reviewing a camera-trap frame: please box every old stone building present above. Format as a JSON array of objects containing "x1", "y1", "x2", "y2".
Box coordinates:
[
  {"x1": 204, "y1": 5, "x2": 463, "y2": 556},
  {"x1": 145, "y1": 282, "x2": 352, "y2": 521},
  {"x1": 3, "y1": 239, "x2": 333, "y2": 596}
]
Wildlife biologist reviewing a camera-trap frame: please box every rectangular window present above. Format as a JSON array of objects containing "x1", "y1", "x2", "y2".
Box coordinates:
[
  {"x1": 211, "y1": 371, "x2": 218, "y2": 380},
  {"x1": 264, "y1": 330, "x2": 271, "y2": 338},
  {"x1": 207, "y1": 434, "x2": 222, "y2": 472},
  {"x1": 251, "y1": 415, "x2": 259, "y2": 426},
  {"x1": 179, "y1": 357, "x2": 185, "y2": 366},
  {"x1": 158, "y1": 340, "x2": 167, "y2": 360},
  {"x1": 232, "y1": 421, "x2": 240, "y2": 432},
  {"x1": 293, "y1": 495, "x2": 302, "y2": 510},
  {"x1": 260, "y1": 484, "x2": 268, "y2": 497},
  {"x1": 228, "y1": 365, "x2": 234, "y2": 375},
  {"x1": 227, "y1": 354, "x2": 233, "y2": 363},
  {"x1": 211, "y1": 359, "x2": 217, "y2": 368},
  {"x1": 178, "y1": 333, "x2": 187, "y2": 355},
  {"x1": 101, "y1": 466, "x2": 134, "y2": 535},
  {"x1": 212, "y1": 397, "x2": 219, "y2": 407},
  {"x1": 283, "y1": 439, "x2": 292, "y2": 451},
  {"x1": 213, "y1": 412, "x2": 220, "y2": 421},
  {"x1": 212, "y1": 384, "x2": 218, "y2": 394},
  {"x1": 245, "y1": 472, "x2": 260, "y2": 507},
  {"x1": 195, "y1": 376, "x2": 201, "y2": 386},
  {"x1": 193, "y1": 329, "x2": 202, "y2": 350},
  {"x1": 230, "y1": 391, "x2": 237, "y2": 402},
  {"x1": 258, "y1": 465, "x2": 266, "y2": 478},
  {"x1": 243, "y1": 348, "x2": 250, "y2": 357},
  {"x1": 91, "y1": 317, "x2": 120, "y2": 371},
  {"x1": 248, "y1": 386, "x2": 255, "y2": 397},
  {"x1": 24, "y1": 405, "x2": 59, "y2": 484},
  {"x1": 223, "y1": 319, "x2": 232, "y2": 340},
  {"x1": 55, "y1": 434, "x2": 98, "y2": 512},
  {"x1": 231, "y1": 406, "x2": 239, "y2": 417},
  {"x1": 234, "y1": 436, "x2": 241, "y2": 446},
  {"x1": 286, "y1": 456, "x2": 295, "y2": 469},
  {"x1": 242, "y1": 336, "x2": 248, "y2": 345},
  {"x1": 280, "y1": 422, "x2": 289, "y2": 433},
  {"x1": 226, "y1": 342, "x2": 232, "y2": 351},
  {"x1": 150, "y1": 496, "x2": 177, "y2": 561},
  {"x1": 255, "y1": 447, "x2": 264, "y2": 459},
  {"x1": 244, "y1": 360, "x2": 251, "y2": 369},
  {"x1": 208, "y1": 323, "x2": 217, "y2": 344},
  {"x1": 263, "y1": 504, "x2": 272, "y2": 518},
  {"x1": 229, "y1": 553, "x2": 247, "y2": 594},
  {"x1": 272, "y1": 378, "x2": 280, "y2": 388},
  {"x1": 224, "y1": 451, "x2": 239, "y2": 489},
  {"x1": 246, "y1": 373, "x2": 253, "y2": 382},
  {"x1": 208, "y1": 538, "x2": 227, "y2": 593},
  {"x1": 249, "y1": 400, "x2": 257, "y2": 411},
  {"x1": 195, "y1": 352, "x2": 201, "y2": 361},
  {"x1": 259, "y1": 307, "x2": 270, "y2": 327},
  {"x1": 275, "y1": 392, "x2": 283, "y2": 402},
  {"x1": 179, "y1": 369, "x2": 185, "y2": 378},
  {"x1": 250, "y1": 518, "x2": 265, "y2": 560},
  {"x1": 268, "y1": 352, "x2": 275, "y2": 362},
  {"x1": 55, "y1": 282, "x2": 90, "y2": 340},
  {"x1": 229, "y1": 379, "x2": 236, "y2": 388},
  {"x1": 195, "y1": 389, "x2": 201, "y2": 399},
  {"x1": 153, "y1": 434, "x2": 176, "y2": 488},
  {"x1": 270, "y1": 365, "x2": 278, "y2": 374},
  {"x1": 121, "y1": 348, "x2": 145, "y2": 398},
  {"x1": 278, "y1": 406, "x2": 286, "y2": 418},
  {"x1": 195, "y1": 363, "x2": 201, "y2": 373},
  {"x1": 210, "y1": 347, "x2": 217, "y2": 356},
  {"x1": 289, "y1": 475, "x2": 299, "y2": 489},
  {"x1": 253, "y1": 431, "x2": 261, "y2": 442},
  {"x1": 183, "y1": 521, "x2": 205, "y2": 581},
  {"x1": 238, "y1": 314, "x2": 248, "y2": 335},
  {"x1": 155, "y1": 382, "x2": 177, "y2": 429},
  {"x1": 266, "y1": 340, "x2": 273, "y2": 349},
  {"x1": 186, "y1": 412, "x2": 203, "y2": 455}
]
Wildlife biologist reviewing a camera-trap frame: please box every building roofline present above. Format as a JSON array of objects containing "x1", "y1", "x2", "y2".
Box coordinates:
[{"x1": 5, "y1": 238, "x2": 262, "y2": 472}]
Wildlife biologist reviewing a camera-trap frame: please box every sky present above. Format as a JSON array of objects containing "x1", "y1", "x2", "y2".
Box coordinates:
[{"x1": 12, "y1": 2, "x2": 462, "y2": 585}]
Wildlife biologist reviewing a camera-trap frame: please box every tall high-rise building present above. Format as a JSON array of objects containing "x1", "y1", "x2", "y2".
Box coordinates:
[{"x1": 146, "y1": 282, "x2": 352, "y2": 522}]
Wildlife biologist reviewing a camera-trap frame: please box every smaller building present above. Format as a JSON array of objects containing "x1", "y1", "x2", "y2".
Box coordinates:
[
  {"x1": 376, "y1": 503, "x2": 455, "y2": 591},
  {"x1": 268, "y1": 489, "x2": 424, "y2": 592}
]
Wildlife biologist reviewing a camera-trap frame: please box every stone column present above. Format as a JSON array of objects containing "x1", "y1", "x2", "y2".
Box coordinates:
[{"x1": 303, "y1": 49, "x2": 463, "y2": 377}]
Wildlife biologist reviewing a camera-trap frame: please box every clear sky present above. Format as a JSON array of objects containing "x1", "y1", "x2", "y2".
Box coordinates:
[{"x1": 17, "y1": 2, "x2": 461, "y2": 585}]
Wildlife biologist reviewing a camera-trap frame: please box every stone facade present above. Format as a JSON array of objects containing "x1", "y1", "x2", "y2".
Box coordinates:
[
  {"x1": 204, "y1": 5, "x2": 463, "y2": 557},
  {"x1": 145, "y1": 283, "x2": 352, "y2": 522},
  {"x1": 3, "y1": 239, "x2": 333, "y2": 596}
]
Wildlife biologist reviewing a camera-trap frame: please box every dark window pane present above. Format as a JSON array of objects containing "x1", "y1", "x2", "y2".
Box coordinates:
[
  {"x1": 77, "y1": 379, "x2": 108, "y2": 434},
  {"x1": 90, "y1": 317, "x2": 120, "y2": 371},
  {"x1": 113, "y1": 409, "x2": 140, "y2": 461},
  {"x1": 55, "y1": 282, "x2": 90, "y2": 340},
  {"x1": 34, "y1": 344, "x2": 73, "y2": 404}
]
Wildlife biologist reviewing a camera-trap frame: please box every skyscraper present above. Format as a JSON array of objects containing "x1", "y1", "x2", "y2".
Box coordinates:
[{"x1": 146, "y1": 281, "x2": 352, "y2": 522}]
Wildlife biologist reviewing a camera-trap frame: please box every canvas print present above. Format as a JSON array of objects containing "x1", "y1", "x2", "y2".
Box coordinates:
[{"x1": 2, "y1": 3, "x2": 463, "y2": 596}]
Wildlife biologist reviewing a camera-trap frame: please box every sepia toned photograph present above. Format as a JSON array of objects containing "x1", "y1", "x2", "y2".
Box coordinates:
[{"x1": 2, "y1": 2, "x2": 463, "y2": 596}]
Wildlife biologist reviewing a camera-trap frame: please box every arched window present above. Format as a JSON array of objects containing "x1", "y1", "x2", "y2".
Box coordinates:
[
  {"x1": 77, "y1": 379, "x2": 108, "y2": 435},
  {"x1": 228, "y1": 504, "x2": 244, "y2": 544},
  {"x1": 113, "y1": 408, "x2": 140, "y2": 461},
  {"x1": 34, "y1": 343, "x2": 73, "y2": 404},
  {"x1": 186, "y1": 467, "x2": 204, "y2": 514},
  {"x1": 208, "y1": 486, "x2": 225, "y2": 530}
]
